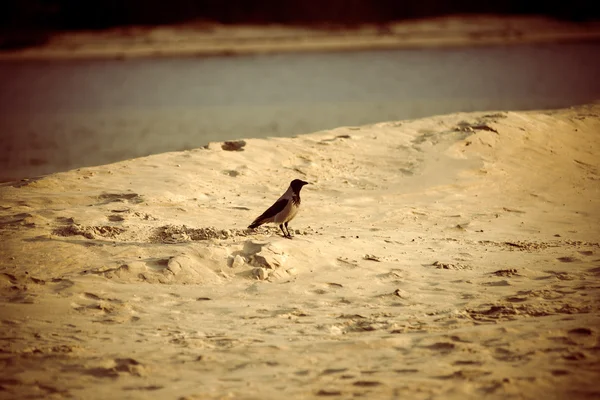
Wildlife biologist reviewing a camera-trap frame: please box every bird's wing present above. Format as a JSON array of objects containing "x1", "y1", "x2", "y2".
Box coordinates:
[{"x1": 248, "y1": 199, "x2": 288, "y2": 228}]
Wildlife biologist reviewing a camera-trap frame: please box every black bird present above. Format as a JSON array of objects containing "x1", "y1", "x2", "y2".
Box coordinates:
[{"x1": 248, "y1": 179, "x2": 309, "y2": 238}]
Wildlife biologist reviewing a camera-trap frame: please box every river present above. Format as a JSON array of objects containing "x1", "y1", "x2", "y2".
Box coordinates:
[{"x1": 0, "y1": 41, "x2": 599, "y2": 181}]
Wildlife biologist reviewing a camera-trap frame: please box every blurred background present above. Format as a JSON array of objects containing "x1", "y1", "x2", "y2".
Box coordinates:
[
  {"x1": 0, "y1": 1, "x2": 599, "y2": 181},
  {"x1": 1, "y1": 1, "x2": 599, "y2": 39}
]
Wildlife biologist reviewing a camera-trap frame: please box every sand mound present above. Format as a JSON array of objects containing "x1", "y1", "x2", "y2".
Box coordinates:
[
  {"x1": 81, "y1": 253, "x2": 224, "y2": 285},
  {"x1": 0, "y1": 103, "x2": 599, "y2": 399}
]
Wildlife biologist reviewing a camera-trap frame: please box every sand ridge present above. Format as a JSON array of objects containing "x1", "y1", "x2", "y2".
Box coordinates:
[{"x1": 0, "y1": 104, "x2": 599, "y2": 399}]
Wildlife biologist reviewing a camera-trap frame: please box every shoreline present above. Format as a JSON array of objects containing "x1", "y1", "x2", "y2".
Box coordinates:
[{"x1": 1, "y1": 15, "x2": 599, "y2": 61}]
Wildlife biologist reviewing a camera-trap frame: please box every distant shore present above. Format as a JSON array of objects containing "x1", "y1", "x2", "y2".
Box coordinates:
[{"x1": 1, "y1": 15, "x2": 599, "y2": 61}]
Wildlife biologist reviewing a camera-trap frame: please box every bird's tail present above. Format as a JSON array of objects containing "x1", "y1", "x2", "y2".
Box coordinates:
[{"x1": 248, "y1": 220, "x2": 262, "y2": 229}]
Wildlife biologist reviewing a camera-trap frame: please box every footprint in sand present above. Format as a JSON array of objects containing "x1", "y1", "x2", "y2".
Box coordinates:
[
  {"x1": 0, "y1": 212, "x2": 36, "y2": 229},
  {"x1": 376, "y1": 269, "x2": 404, "y2": 281},
  {"x1": 352, "y1": 380, "x2": 382, "y2": 387},
  {"x1": 222, "y1": 169, "x2": 241, "y2": 177},
  {"x1": 556, "y1": 256, "x2": 582, "y2": 263},
  {"x1": 84, "y1": 358, "x2": 147, "y2": 378},
  {"x1": 482, "y1": 280, "x2": 511, "y2": 287},
  {"x1": 493, "y1": 347, "x2": 535, "y2": 363},
  {"x1": 544, "y1": 270, "x2": 577, "y2": 280},
  {"x1": 123, "y1": 385, "x2": 163, "y2": 391},
  {"x1": 422, "y1": 342, "x2": 456, "y2": 354},
  {"x1": 96, "y1": 193, "x2": 144, "y2": 205},
  {"x1": 504, "y1": 295, "x2": 528, "y2": 303},
  {"x1": 71, "y1": 292, "x2": 136, "y2": 324},
  {"x1": 82, "y1": 292, "x2": 102, "y2": 301},
  {"x1": 108, "y1": 214, "x2": 126, "y2": 222},
  {"x1": 336, "y1": 257, "x2": 359, "y2": 268},
  {"x1": 453, "y1": 360, "x2": 484, "y2": 366},
  {"x1": 48, "y1": 277, "x2": 75, "y2": 292},
  {"x1": 1, "y1": 274, "x2": 74, "y2": 303},
  {"x1": 568, "y1": 327, "x2": 594, "y2": 336},
  {"x1": 587, "y1": 266, "x2": 600, "y2": 277},
  {"x1": 492, "y1": 269, "x2": 519, "y2": 277},
  {"x1": 145, "y1": 258, "x2": 170, "y2": 271},
  {"x1": 0, "y1": 377, "x2": 23, "y2": 393},
  {"x1": 578, "y1": 250, "x2": 594, "y2": 256},
  {"x1": 55, "y1": 216, "x2": 75, "y2": 224}
]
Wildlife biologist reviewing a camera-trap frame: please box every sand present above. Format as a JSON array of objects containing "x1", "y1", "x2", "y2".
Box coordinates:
[{"x1": 0, "y1": 103, "x2": 599, "y2": 399}]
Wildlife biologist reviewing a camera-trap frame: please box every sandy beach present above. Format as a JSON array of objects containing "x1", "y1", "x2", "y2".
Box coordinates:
[{"x1": 0, "y1": 102, "x2": 599, "y2": 399}]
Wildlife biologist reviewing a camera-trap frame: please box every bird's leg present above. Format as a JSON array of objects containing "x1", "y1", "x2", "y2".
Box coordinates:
[
  {"x1": 284, "y1": 222, "x2": 293, "y2": 238},
  {"x1": 279, "y1": 224, "x2": 289, "y2": 238}
]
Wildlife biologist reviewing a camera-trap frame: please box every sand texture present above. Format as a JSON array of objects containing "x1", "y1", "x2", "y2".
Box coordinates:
[{"x1": 0, "y1": 104, "x2": 599, "y2": 399}]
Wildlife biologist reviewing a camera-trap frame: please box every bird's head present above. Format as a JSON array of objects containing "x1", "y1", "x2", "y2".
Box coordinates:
[{"x1": 290, "y1": 179, "x2": 310, "y2": 193}]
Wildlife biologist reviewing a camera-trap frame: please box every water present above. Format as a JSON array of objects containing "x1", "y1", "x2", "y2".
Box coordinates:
[{"x1": 0, "y1": 42, "x2": 599, "y2": 181}]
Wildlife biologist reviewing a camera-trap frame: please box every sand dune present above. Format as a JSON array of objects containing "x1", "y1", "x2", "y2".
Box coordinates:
[{"x1": 0, "y1": 104, "x2": 599, "y2": 399}]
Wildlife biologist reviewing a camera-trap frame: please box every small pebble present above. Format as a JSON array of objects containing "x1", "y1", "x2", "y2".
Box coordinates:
[
  {"x1": 232, "y1": 255, "x2": 245, "y2": 269},
  {"x1": 253, "y1": 268, "x2": 269, "y2": 280}
]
